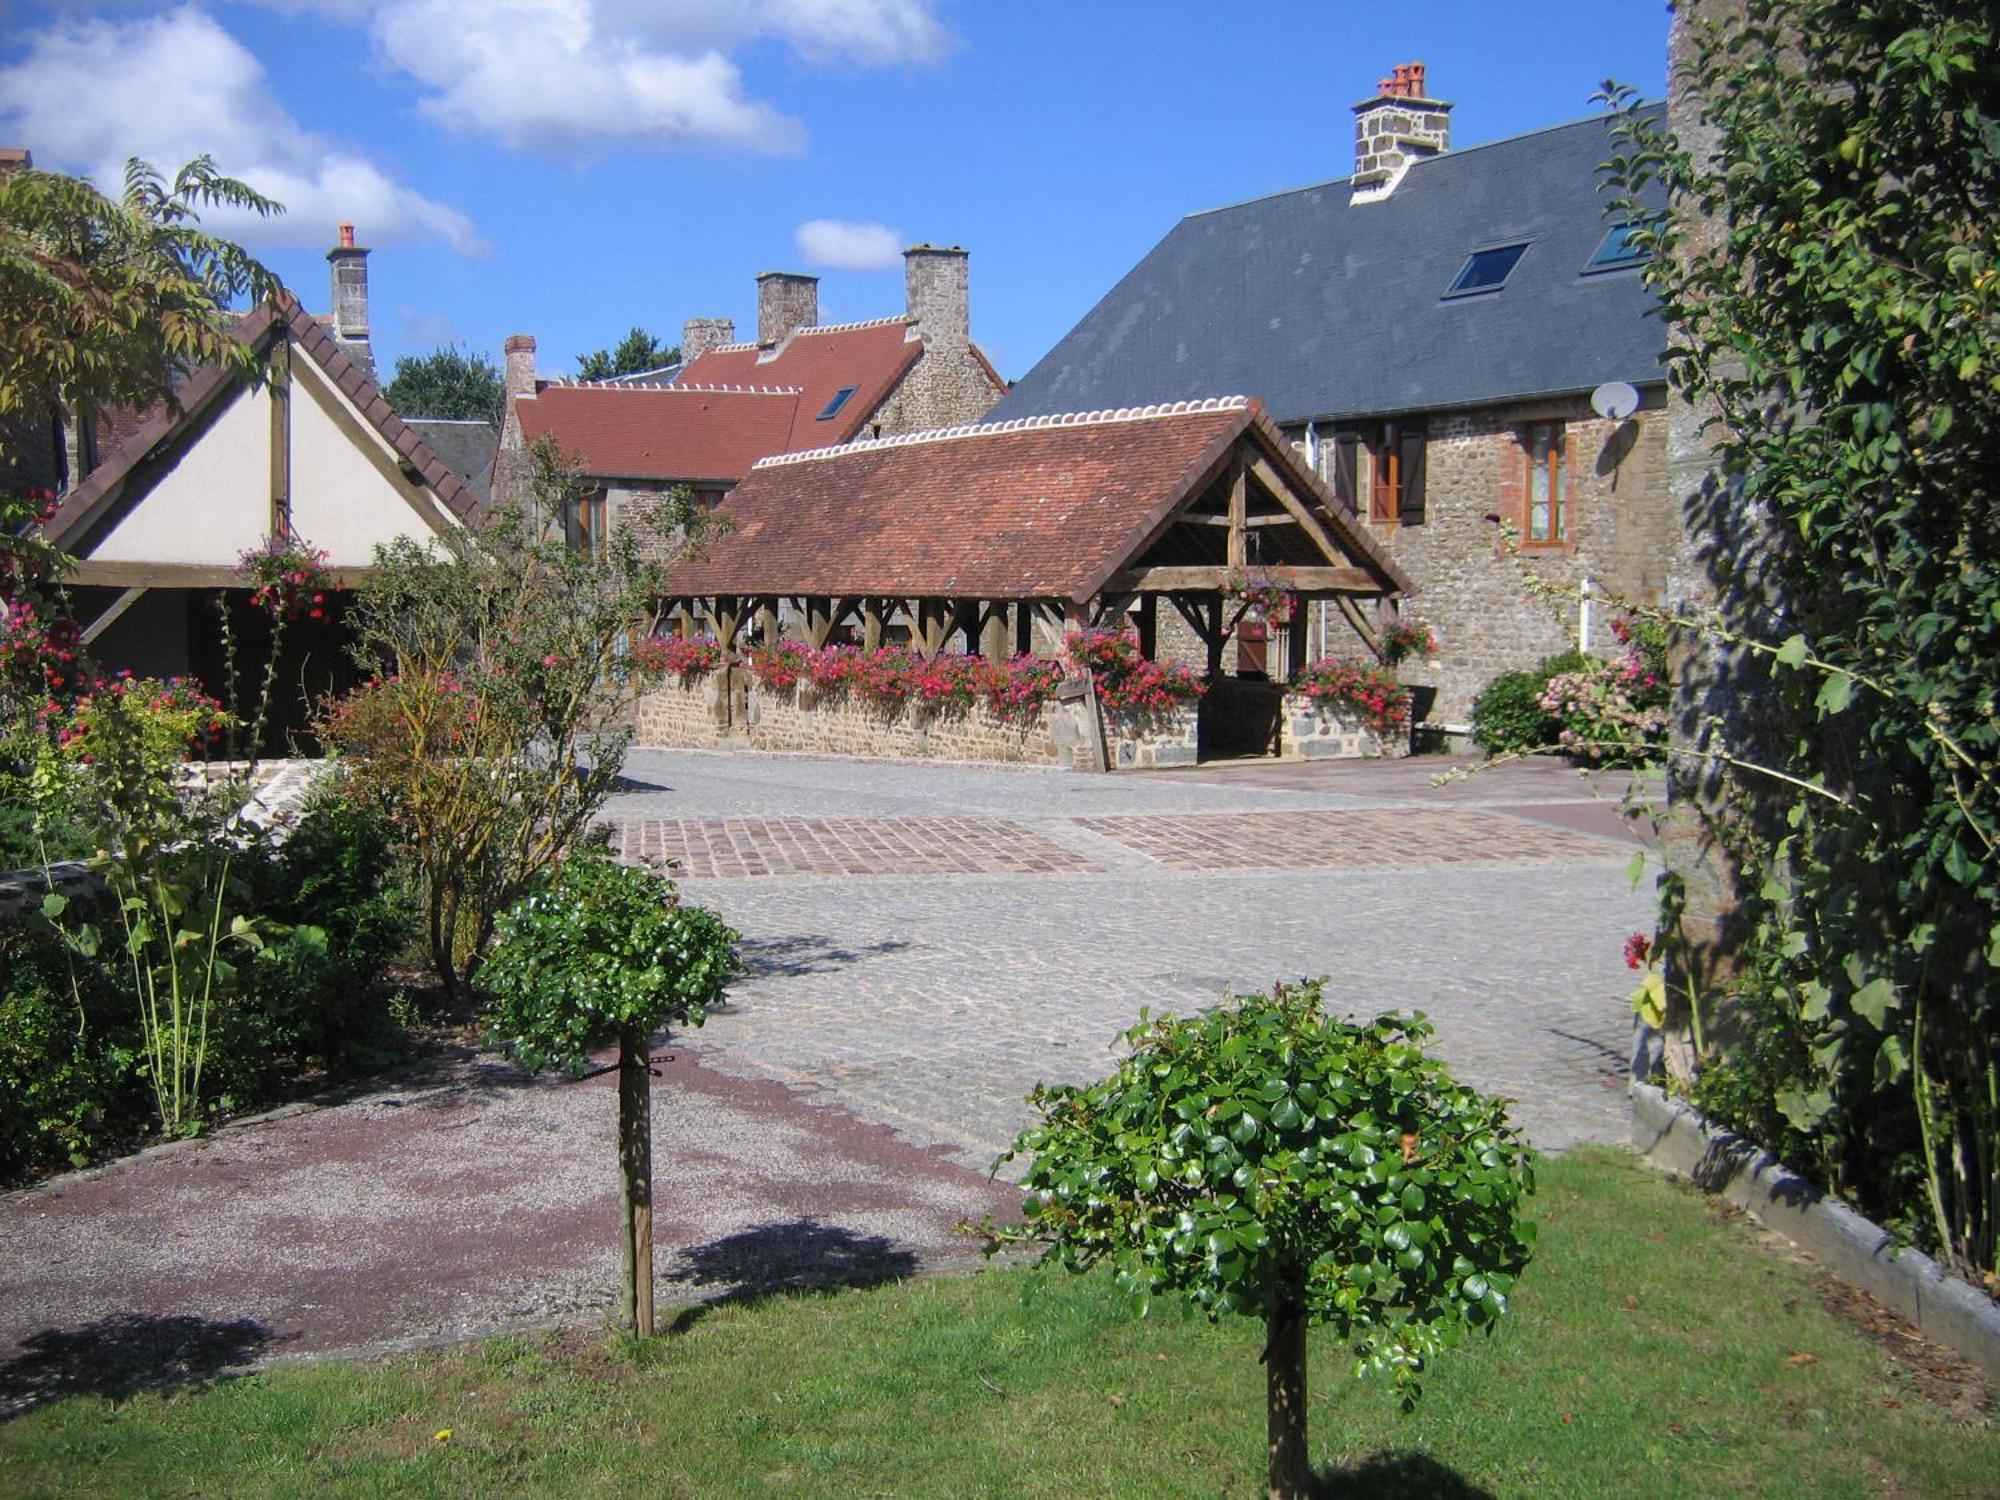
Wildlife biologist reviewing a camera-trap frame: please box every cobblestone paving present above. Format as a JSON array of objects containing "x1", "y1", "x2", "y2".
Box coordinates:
[
  {"x1": 606, "y1": 816, "x2": 1094, "y2": 879},
  {"x1": 1072, "y1": 807, "x2": 1624, "y2": 871},
  {"x1": 605, "y1": 750, "x2": 1655, "y2": 1178}
]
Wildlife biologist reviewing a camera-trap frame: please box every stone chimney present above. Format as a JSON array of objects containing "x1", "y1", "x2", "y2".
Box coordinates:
[
  {"x1": 0, "y1": 148, "x2": 31, "y2": 174},
  {"x1": 1351, "y1": 62, "x2": 1452, "y2": 201},
  {"x1": 503, "y1": 333, "x2": 538, "y2": 400},
  {"x1": 681, "y1": 317, "x2": 737, "y2": 364},
  {"x1": 755, "y1": 271, "x2": 818, "y2": 348},
  {"x1": 904, "y1": 243, "x2": 969, "y2": 354},
  {"x1": 326, "y1": 223, "x2": 373, "y2": 375}
]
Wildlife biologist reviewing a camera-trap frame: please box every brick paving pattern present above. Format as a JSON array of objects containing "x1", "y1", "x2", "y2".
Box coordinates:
[
  {"x1": 1073, "y1": 807, "x2": 1627, "y2": 870},
  {"x1": 606, "y1": 815, "x2": 1096, "y2": 879}
]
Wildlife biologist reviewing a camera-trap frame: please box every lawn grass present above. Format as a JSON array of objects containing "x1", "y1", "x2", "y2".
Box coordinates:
[{"x1": 2, "y1": 1147, "x2": 1991, "y2": 1498}]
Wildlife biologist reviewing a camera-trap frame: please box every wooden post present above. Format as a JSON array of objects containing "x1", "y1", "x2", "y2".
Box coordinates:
[
  {"x1": 862, "y1": 598, "x2": 883, "y2": 650},
  {"x1": 1226, "y1": 456, "x2": 1248, "y2": 573},
  {"x1": 1014, "y1": 601, "x2": 1034, "y2": 657},
  {"x1": 1206, "y1": 596, "x2": 1225, "y2": 676},
  {"x1": 758, "y1": 598, "x2": 778, "y2": 649},
  {"x1": 617, "y1": 1023, "x2": 655, "y2": 1338},
  {"x1": 268, "y1": 339, "x2": 291, "y2": 535},
  {"x1": 1137, "y1": 594, "x2": 1158, "y2": 660}
]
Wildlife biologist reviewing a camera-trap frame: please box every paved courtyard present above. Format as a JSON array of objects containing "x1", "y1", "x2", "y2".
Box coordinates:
[
  {"x1": 1, "y1": 749, "x2": 1655, "y2": 1396},
  {"x1": 605, "y1": 748, "x2": 1654, "y2": 1169}
]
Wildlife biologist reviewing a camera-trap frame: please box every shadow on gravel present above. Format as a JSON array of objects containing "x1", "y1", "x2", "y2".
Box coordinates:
[
  {"x1": 0, "y1": 1313, "x2": 284, "y2": 1419},
  {"x1": 737, "y1": 933, "x2": 913, "y2": 979},
  {"x1": 663, "y1": 1220, "x2": 920, "y2": 1332},
  {"x1": 1310, "y1": 1450, "x2": 1496, "y2": 1498}
]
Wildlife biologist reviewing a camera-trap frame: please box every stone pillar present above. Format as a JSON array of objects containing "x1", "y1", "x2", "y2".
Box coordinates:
[{"x1": 756, "y1": 272, "x2": 818, "y2": 347}]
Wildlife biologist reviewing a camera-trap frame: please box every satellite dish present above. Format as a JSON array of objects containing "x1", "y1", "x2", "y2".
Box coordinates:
[{"x1": 1591, "y1": 380, "x2": 1640, "y2": 420}]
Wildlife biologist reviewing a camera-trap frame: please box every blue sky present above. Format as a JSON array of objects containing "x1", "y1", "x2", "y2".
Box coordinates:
[{"x1": 1, "y1": 2, "x2": 1670, "y2": 385}]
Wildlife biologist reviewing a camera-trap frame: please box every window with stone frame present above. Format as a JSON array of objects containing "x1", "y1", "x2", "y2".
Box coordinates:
[
  {"x1": 1330, "y1": 421, "x2": 1428, "y2": 526},
  {"x1": 1521, "y1": 422, "x2": 1570, "y2": 544}
]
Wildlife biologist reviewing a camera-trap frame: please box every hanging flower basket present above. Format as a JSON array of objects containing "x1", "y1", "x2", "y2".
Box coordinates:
[{"x1": 1223, "y1": 570, "x2": 1297, "y2": 625}]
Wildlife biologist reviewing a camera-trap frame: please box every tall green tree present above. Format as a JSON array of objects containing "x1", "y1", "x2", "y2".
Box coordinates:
[
  {"x1": 0, "y1": 155, "x2": 279, "y2": 466},
  {"x1": 1607, "y1": 0, "x2": 2000, "y2": 1271},
  {"x1": 576, "y1": 327, "x2": 679, "y2": 381},
  {"x1": 383, "y1": 346, "x2": 504, "y2": 424}
]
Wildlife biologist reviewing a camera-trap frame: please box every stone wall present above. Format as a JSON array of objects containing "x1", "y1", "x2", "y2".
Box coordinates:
[
  {"x1": 1287, "y1": 397, "x2": 1672, "y2": 724},
  {"x1": 1279, "y1": 693, "x2": 1411, "y2": 761},
  {"x1": 636, "y1": 671, "x2": 1393, "y2": 769},
  {"x1": 865, "y1": 342, "x2": 1006, "y2": 436}
]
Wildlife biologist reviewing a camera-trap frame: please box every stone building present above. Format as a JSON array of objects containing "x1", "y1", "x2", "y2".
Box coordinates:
[
  {"x1": 991, "y1": 64, "x2": 1672, "y2": 724},
  {"x1": 493, "y1": 243, "x2": 1008, "y2": 547}
]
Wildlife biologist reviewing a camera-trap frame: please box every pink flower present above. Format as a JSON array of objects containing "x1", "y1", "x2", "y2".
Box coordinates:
[{"x1": 543, "y1": 653, "x2": 559, "y2": 667}]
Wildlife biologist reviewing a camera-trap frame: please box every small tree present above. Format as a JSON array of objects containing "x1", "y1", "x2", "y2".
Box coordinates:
[
  {"x1": 481, "y1": 845, "x2": 741, "y2": 1335},
  {"x1": 991, "y1": 981, "x2": 1536, "y2": 1500},
  {"x1": 576, "y1": 327, "x2": 679, "y2": 381},
  {"x1": 383, "y1": 346, "x2": 504, "y2": 424},
  {"x1": 326, "y1": 440, "x2": 719, "y2": 995}
]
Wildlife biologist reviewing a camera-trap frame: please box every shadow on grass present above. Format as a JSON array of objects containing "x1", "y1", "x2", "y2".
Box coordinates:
[
  {"x1": 0, "y1": 1313, "x2": 284, "y2": 1420},
  {"x1": 736, "y1": 933, "x2": 913, "y2": 980},
  {"x1": 1309, "y1": 1449, "x2": 1495, "y2": 1498},
  {"x1": 662, "y1": 1220, "x2": 919, "y2": 1333}
]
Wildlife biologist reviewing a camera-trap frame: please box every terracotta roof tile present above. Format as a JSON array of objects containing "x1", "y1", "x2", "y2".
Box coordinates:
[
  {"x1": 677, "y1": 319, "x2": 921, "y2": 444},
  {"x1": 517, "y1": 384, "x2": 803, "y2": 484},
  {"x1": 666, "y1": 399, "x2": 1261, "y2": 603}
]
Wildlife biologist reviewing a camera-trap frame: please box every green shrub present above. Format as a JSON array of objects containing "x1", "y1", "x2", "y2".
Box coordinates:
[
  {"x1": 210, "y1": 792, "x2": 418, "y2": 1105},
  {"x1": 1469, "y1": 650, "x2": 1588, "y2": 755},
  {"x1": 0, "y1": 925, "x2": 147, "y2": 1180}
]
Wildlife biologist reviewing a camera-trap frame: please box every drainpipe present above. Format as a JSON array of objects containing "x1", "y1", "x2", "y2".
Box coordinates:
[{"x1": 1579, "y1": 575, "x2": 1597, "y2": 654}]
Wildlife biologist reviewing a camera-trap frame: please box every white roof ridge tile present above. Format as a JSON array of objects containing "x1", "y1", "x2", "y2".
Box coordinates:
[
  {"x1": 752, "y1": 397, "x2": 1252, "y2": 470},
  {"x1": 543, "y1": 377, "x2": 801, "y2": 395},
  {"x1": 797, "y1": 315, "x2": 913, "y2": 335}
]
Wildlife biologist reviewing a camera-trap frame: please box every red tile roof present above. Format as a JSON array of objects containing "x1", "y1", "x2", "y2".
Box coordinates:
[
  {"x1": 663, "y1": 398, "x2": 1411, "y2": 604},
  {"x1": 675, "y1": 318, "x2": 922, "y2": 445},
  {"x1": 516, "y1": 383, "x2": 802, "y2": 485}
]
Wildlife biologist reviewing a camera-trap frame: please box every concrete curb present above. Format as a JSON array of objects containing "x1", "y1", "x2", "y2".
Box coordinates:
[{"x1": 1631, "y1": 1081, "x2": 2000, "y2": 1383}]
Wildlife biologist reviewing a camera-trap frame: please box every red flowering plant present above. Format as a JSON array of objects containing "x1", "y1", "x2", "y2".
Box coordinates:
[
  {"x1": 745, "y1": 639, "x2": 814, "y2": 692},
  {"x1": 235, "y1": 535, "x2": 336, "y2": 622},
  {"x1": 907, "y1": 652, "x2": 1002, "y2": 710},
  {"x1": 1291, "y1": 656, "x2": 1412, "y2": 737},
  {"x1": 987, "y1": 654, "x2": 1065, "y2": 721},
  {"x1": 1063, "y1": 627, "x2": 1207, "y2": 714},
  {"x1": 1223, "y1": 569, "x2": 1297, "y2": 624},
  {"x1": 630, "y1": 633, "x2": 723, "y2": 682},
  {"x1": 1377, "y1": 618, "x2": 1439, "y2": 668}
]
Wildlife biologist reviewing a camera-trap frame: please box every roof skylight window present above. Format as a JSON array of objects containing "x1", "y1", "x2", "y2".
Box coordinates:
[
  {"x1": 1444, "y1": 242, "x2": 1529, "y2": 297},
  {"x1": 817, "y1": 385, "x2": 859, "y2": 420},
  {"x1": 1583, "y1": 221, "x2": 1654, "y2": 273}
]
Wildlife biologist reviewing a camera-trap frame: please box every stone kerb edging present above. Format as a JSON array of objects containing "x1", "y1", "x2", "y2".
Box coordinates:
[
  {"x1": 0, "y1": 861, "x2": 106, "y2": 925},
  {"x1": 1631, "y1": 1080, "x2": 2000, "y2": 1382}
]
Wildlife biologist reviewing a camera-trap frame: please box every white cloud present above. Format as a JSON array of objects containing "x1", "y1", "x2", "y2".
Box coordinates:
[
  {"x1": 795, "y1": 218, "x2": 903, "y2": 271},
  {"x1": 0, "y1": 7, "x2": 484, "y2": 254},
  {"x1": 264, "y1": 0, "x2": 949, "y2": 151}
]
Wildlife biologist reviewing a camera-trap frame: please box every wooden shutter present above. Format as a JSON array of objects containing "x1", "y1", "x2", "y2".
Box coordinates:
[
  {"x1": 1331, "y1": 430, "x2": 1359, "y2": 513},
  {"x1": 1397, "y1": 423, "x2": 1428, "y2": 526}
]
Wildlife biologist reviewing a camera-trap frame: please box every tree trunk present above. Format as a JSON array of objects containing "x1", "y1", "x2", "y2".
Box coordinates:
[
  {"x1": 617, "y1": 1022, "x2": 655, "y2": 1336},
  {"x1": 1265, "y1": 1300, "x2": 1308, "y2": 1500}
]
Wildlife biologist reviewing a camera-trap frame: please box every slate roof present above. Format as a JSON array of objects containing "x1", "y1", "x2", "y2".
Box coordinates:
[
  {"x1": 45, "y1": 294, "x2": 484, "y2": 551},
  {"x1": 674, "y1": 318, "x2": 923, "y2": 444},
  {"x1": 992, "y1": 108, "x2": 1668, "y2": 426},
  {"x1": 516, "y1": 384, "x2": 804, "y2": 486},
  {"x1": 662, "y1": 398, "x2": 1411, "y2": 605},
  {"x1": 405, "y1": 418, "x2": 499, "y2": 507}
]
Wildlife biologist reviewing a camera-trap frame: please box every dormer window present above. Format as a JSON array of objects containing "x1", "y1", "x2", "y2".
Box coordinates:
[
  {"x1": 1444, "y1": 242, "x2": 1528, "y2": 297},
  {"x1": 817, "y1": 385, "x2": 858, "y2": 420},
  {"x1": 1583, "y1": 220, "x2": 1655, "y2": 273}
]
